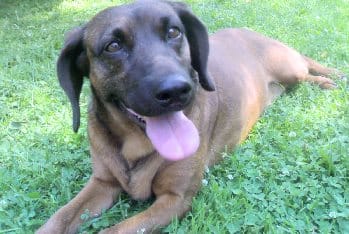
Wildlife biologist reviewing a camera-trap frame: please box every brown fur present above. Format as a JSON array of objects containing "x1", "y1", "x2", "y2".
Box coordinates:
[{"x1": 37, "y1": 1, "x2": 340, "y2": 233}]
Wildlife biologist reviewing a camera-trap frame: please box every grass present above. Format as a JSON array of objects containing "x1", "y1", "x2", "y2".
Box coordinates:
[{"x1": 0, "y1": 0, "x2": 348, "y2": 233}]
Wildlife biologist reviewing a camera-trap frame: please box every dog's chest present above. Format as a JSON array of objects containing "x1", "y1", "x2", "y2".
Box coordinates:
[
  {"x1": 121, "y1": 153, "x2": 163, "y2": 200},
  {"x1": 120, "y1": 132, "x2": 164, "y2": 200}
]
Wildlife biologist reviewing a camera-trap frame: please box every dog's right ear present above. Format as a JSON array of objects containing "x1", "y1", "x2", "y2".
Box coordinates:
[{"x1": 57, "y1": 27, "x2": 89, "y2": 132}]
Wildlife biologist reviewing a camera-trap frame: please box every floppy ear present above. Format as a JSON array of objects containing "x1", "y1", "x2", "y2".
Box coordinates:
[
  {"x1": 169, "y1": 2, "x2": 215, "y2": 91},
  {"x1": 57, "y1": 27, "x2": 89, "y2": 132}
]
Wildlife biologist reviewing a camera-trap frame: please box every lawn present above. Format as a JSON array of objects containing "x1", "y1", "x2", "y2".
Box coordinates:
[{"x1": 0, "y1": 0, "x2": 348, "y2": 233}]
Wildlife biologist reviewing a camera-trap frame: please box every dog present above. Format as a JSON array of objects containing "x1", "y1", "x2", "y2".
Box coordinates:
[{"x1": 37, "y1": 0, "x2": 340, "y2": 233}]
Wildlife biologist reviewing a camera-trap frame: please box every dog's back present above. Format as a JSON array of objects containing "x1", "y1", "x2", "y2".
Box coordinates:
[{"x1": 202, "y1": 28, "x2": 338, "y2": 165}]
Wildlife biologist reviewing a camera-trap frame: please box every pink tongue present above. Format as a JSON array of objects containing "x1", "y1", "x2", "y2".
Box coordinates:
[{"x1": 145, "y1": 111, "x2": 199, "y2": 161}]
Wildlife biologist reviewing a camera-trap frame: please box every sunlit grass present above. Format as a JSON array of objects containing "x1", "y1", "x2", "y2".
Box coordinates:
[{"x1": 0, "y1": 0, "x2": 348, "y2": 233}]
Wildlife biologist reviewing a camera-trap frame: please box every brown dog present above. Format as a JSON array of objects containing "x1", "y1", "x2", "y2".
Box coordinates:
[{"x1": 38, "y1": 1, "x2": 339, "y2": 233}]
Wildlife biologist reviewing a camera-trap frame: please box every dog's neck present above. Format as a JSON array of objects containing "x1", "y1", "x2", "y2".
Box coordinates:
[{"x1": 88, "y1": 93, "x2": 167, "y2": 200}]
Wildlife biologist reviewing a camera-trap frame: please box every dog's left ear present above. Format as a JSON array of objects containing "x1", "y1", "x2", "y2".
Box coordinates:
[{"x1": 168, "y1": 2, "x2": 215, "y2": 91}]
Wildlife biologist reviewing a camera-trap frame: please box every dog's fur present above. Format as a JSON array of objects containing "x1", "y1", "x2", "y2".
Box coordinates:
[{"x1": 37, "y1": 1, "x2": 340, "y2": 233}]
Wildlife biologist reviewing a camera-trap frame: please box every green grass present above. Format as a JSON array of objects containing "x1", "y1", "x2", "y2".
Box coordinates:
[{"x1": 0, "y1": 0, "x2": 348, "y2": 233}]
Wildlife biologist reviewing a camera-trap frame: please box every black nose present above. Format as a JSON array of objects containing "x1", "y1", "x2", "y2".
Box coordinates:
[{"x1": 155, "y1": 76, "x2": 193, "y2": 107}]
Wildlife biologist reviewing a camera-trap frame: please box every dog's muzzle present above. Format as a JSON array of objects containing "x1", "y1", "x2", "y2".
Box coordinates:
[{"x1": 114, "y1": 74, "x2": 199, "y2": 161}]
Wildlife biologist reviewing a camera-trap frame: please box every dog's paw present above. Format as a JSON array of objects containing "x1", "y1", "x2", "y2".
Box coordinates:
[{"x1": 320, "y1": 80, "x2": 338, "y2": 89}]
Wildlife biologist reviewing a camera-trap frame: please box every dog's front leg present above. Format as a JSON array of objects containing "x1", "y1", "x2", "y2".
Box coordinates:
[
  {"x1": 37, "y1": 176, "x2": 122, "y2": 234},
  {"x1": 100, "y1": 193, "x2": 191, "y2": 234},
  {"x1": 100, "y1": 158, "x2": 203, "y2": 234}
]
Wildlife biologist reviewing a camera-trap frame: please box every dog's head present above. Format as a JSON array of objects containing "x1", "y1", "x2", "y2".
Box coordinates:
[{"x1": 57, "y1": 0, "x2": 215, "y2": 160}]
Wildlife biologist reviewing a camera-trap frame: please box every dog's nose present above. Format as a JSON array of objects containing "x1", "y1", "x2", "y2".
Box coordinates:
[{"x1": 155, "y1": 76, "x2": 192, "y2": 107}]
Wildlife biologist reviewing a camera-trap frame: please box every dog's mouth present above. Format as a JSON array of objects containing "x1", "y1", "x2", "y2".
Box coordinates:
[
  {"x1": 116, "y1": 101, "x2": 200, "y2": 161},
  {"x1": 118, "y1": 102, "x2": 147, "y2": 129}
]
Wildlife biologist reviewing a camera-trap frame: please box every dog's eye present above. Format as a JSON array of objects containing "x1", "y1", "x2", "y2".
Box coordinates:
[
  {"x1": 167, "y1": 27, "x2": 181, "y2": 40},
  {"x1": 105, "y1": 41, "x2": 122, "y2": 53}
]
